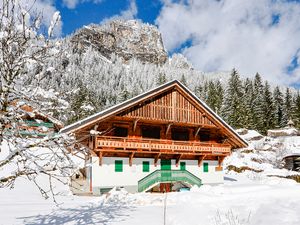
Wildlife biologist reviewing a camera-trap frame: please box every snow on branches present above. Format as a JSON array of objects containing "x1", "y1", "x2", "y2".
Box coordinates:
[{"x1": 0, "y1": 0, "x2": 76, "y2": 200}]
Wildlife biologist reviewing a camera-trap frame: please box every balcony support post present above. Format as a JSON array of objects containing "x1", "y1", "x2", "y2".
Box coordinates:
[
  {"x1": 175, "y1": 154, "x2": 183, "y2": 167},
  {"x1": 198, "y1": 155, "x2": 206, "y2": 167},
  {"x1": 218, "y1": 156, "x2": 225, "y2": 167},
  {"x1": 154, "y1": 153, "x2": 161, "y2": 167},
  {"x1": 129, "y1": 152, "x2": 135, "y2": 166},
  {"x1": 98, "y1": 151, "x2": 103, "y2": 166}
]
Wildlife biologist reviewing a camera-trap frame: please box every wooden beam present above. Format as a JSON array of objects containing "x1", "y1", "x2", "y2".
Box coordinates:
[
  {"x1": 175, "y1": 154, "x2": 183, "y2": 167},
  {"x1": 194, "y1": 126, "x2": 201, "y2": 138},
  {"x1": 166, "y1": 123, "x2": 172, "y2": 136},
  {"x1": 98, "y1": 151, "x2": 103, "y2": 166},
  {"x1": 218, "y1": 156, "x2": 225, "y2": 167},
  {"x1": 129, "y1": 152, "x2": 135, "y2": 167},
  {"x1": 133, "y1": 119, "x2": 139, "y2": 133},
  {"x1": 154, "y1": 153, "x2": 161, "y2": 167},
  {"x1": 198, "y1": 155, "x2": 206, "y2": 167}
]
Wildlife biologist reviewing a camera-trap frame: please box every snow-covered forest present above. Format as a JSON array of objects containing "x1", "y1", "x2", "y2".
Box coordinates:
[{"x1": 38, "y1": 35, "x2": 300, "y2": 135}]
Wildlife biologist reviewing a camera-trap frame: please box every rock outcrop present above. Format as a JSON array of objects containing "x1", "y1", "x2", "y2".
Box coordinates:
[{"x1": 71, "y1": 20, "x2": 168, "y2": 65}]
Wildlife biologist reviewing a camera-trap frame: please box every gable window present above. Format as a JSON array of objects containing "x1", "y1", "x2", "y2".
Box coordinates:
[
  {"x1": 142, "y1": 161, "x2": 150, "y2": 172},
  {"x1": 203, "y1": 162, "x2": 209, "y2": 172},
  {"x1": 115, "y1": 160, "x2": 123, "y2": 172},
  {"x1": 141, "y1": 126, "x2": 161, "y2": 139}
]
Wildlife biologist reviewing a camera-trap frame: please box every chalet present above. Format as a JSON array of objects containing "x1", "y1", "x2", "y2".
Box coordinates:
[
  {"x1": 4, "y1": 104, "x2": 63, "y2": 137},
  {"x1": 61, "y1": 80, "x2": 247, "y2": 194}
]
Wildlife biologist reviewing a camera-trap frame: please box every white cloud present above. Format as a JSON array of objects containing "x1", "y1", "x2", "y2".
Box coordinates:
[
  {"x1": 63, "y1": 0, "x2": 104, "y2": 9},
  {"x1": 63, "y1": 0, "x2": 79, "y2": 9},
  {"x1": 156, "y1": 0, "x2": 300, "y2": 85},
  {"x1": 101, "y1": 0, "x2": 138, "y2": 24}
]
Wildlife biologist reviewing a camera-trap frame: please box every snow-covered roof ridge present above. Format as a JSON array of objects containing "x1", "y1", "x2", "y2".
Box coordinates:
[{"x1": 61, "y1": 80, "x2": 247, "y2": 147}]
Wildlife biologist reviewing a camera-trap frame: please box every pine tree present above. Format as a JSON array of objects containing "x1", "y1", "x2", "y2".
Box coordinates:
[
  {"x1": 283, "y1": 87, "x2": 293, "y2": 126},
  {"x1": 262, "y1": 81, "x2": 275, "y2": 133},
  {"x1": 156, "y1": 72, "x2": 167, "y2": 85},
  {"x1": 214, "y1": 80, "x2": 224, "y2": 114},
  {"x1": 243, "y1": 78, "x2": 254, "y2": 129},
  {"x1": 180, "y1": 74, "x2": 187, "y2": 86},
  {"x1": 273, "y1": 86, "x2": 284, "y2": 128},
  {"x1": 252, "y1": 73, "x2": 264, "y2": 132},
  {"x1": 293, "y1": 91, "x2": 300, "y2": 128},
  {"x1": 221, "y1": 69, "x2": 244, "y2": 128}
]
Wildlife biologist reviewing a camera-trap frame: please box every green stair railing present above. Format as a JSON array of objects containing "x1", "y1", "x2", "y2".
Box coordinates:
[{"x1": 138, "y1": 170, "x2": 202, "y2": 192}]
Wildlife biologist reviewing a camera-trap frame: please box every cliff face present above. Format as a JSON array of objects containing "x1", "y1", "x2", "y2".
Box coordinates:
[{"x1": 71, "y1": 20, "x2": 168, "y2": 65}]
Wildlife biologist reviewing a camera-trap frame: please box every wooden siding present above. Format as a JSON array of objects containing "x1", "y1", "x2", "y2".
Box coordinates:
[{"x1": 118, "y1": 90, "x2": 215, "y2": 126}]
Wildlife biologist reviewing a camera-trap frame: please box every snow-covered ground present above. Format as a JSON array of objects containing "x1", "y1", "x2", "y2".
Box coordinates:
[
  {"x1": 2, "y1": 130, "x2": 300, "y2": 225},
  {"x1": 1, "y1": 173, "x2": 300, "y2": 225}
]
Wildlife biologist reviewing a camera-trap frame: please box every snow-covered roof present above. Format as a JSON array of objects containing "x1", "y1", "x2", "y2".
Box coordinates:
[{"x1": 60, "y1": 80, "x2": 247, "y2": 148}]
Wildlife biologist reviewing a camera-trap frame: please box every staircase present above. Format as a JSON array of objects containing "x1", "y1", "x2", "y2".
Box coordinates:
[{"x1": 138, "y1": 170, "x2": 202, "y2": 192}]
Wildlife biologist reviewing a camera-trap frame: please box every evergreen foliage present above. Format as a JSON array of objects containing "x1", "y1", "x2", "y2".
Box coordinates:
[{"x1": 220, "y1": 69, "x2": 244, "y2": 129}]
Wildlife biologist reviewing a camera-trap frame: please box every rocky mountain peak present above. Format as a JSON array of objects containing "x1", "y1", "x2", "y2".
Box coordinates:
[{"x1": 71, "y1": 19, "x2": 168, "y2": 65}]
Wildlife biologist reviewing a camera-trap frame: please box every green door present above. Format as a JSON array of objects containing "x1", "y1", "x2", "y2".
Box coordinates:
[
  {"x1": 161, "y1": 160, "x2": 171, "y2": 181},
  {"x1": 180, "y1": 162, "x2": 186, "y2": 171}
]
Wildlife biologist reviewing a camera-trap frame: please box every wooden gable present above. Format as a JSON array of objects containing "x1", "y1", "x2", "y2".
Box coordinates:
[
  {"x1": 61, "y1": 80, "x2": 247, "y2": 149},
  {"x1": 118, "y1": 89, "x2": 216, "y2": 127}
]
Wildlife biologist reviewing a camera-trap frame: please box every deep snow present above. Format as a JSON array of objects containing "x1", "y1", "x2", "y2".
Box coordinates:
[{"x1": 1, "y1": 130, "x2": 300, "y2": 225}]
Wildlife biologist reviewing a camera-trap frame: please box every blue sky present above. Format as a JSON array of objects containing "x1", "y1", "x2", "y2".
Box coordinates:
[
  {"x1": 35, "y1": 0, "x2": 300, "y2": 86},
  {"x1": 55, "y1": 0, "x2": 162, "y2": 35}
]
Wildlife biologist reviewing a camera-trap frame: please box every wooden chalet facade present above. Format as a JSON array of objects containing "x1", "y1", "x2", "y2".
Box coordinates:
[{"x1": 61, "y1": 80, "x2": 247, "y2": 194}]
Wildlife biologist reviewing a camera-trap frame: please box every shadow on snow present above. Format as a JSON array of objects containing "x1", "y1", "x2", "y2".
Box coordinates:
[{"x1": 18, "y1": 199, "x2": 136, "y2": 225}]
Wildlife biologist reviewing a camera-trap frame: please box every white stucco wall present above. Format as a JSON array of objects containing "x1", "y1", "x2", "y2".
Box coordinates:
[{"x1": 91, "y1": 157, "x2": 223, "y2": 193}]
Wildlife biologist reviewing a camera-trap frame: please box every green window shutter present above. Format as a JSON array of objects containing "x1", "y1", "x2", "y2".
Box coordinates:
[
  {"x1": 142, "y1": 161, "x2": 150, "y2": 172},
  {"x1": 180, "y1": 162, "x2": 186, "y2": 171},
  {"x1": 115, "y1": 160, "x2": 123, "y2": 172},
  {"x1": 203, "y1": 162, "x2": 209, "y2": 172}
]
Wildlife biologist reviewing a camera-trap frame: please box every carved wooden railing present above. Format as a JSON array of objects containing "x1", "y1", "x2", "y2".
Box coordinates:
[{"x1": 96, "y1": 136, "x2": 231, "y2": 154}]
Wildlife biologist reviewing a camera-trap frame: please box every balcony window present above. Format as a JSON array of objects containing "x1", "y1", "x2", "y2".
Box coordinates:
[
  {"x1": 199, "y1": 130, "x2": 210, "y2": 142},
  {"x1": 172, "y1": 128, "x2": 189, "y2": 141},
  {"x1": 141, "y1": 126, "x2": 160, "y2": 139},
  {"x1": 114, "y1": 126, "x2": 128, "y2": 137}
]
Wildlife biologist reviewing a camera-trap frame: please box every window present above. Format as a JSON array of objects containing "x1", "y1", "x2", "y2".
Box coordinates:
[
  {"x1": 114, "y1": 127, "x2": 128, "y2": 137},
  {"x1": 142, "y1": 161, "x2": 150, "y2": 172},
  {"x1": 171, "y1": 128, "x2": 189, "y2": 141},
  {"x1": 203, "y1": 162, "x2": 209, "y2": 172},
  {"x1": 199, "y1": 130, "x2": 210, "y2": 142},
  {"x1": 180, "y1": 162, "x2": 186, "y2": 171},
  {"x1": 141, "y1": 126, "x2": 161, "y2": 139},
  {"x1": 115, "y1": 160, "x2": 123, "y2": 172}
]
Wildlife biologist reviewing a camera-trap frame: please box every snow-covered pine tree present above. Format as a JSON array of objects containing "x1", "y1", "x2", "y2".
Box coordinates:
[
  {"x1": 262, "y1": 81, "x2": 275, "y2": 133},
  {"x1": 221, "y1": 69, "x2": 244, "y2": 128},
  {"x1": 293, "y1": 91, "x2": 300, "y2": 128},
  {"x1": 273, "y1": 86, "x2": 284, "y2": 128},
  {"x1": 252, "y1": 73, "x2": 264, "y2": 132},
  {"x1": 243, "y1": 78, "x2": 255, "y2": 129},
  {"x1": 206, "y1": 80, "x2": 224, "y2": 114},
  {"x1": 283, "y1": 87, "x2": 294, "y2": 127}
]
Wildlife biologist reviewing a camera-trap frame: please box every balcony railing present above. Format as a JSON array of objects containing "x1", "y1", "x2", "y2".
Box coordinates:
[{"x1": 96, "y1": 136, "x2": 231, "y2": 154}]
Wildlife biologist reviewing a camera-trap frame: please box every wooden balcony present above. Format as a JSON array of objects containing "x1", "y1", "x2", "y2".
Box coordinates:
[{"x1": 96, "y1": 136, "x2": 231, "y2": 156}]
